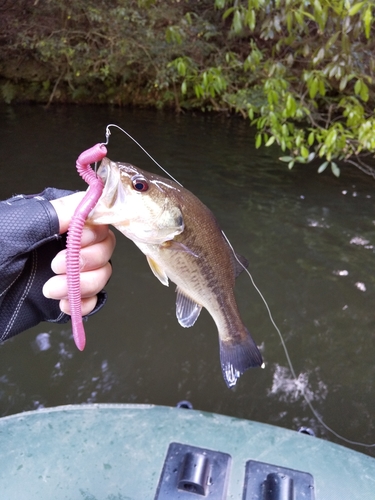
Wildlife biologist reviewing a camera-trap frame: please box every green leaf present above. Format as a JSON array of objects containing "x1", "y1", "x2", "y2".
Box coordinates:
[
  {"x1": 318, "y1": 78, "x2": 326, "y2": 96},
  {"x1": 294, "y1": 10, "x2": 304, "y2": 25},
  {"x1": 286, "y1": 94, "x2": 296, "y2": 116},
  {"x1": 215, "y1": 0, "x2": 226, "y2": 8},
  {"x1": 314, "y1": 0, "x2": 323, "y2": 15},
  {"x1": 265, "y1": 136, "x2": 276, "y2": 146},
  {"x1": 279, "y1": 156, "x2": 294, "y2": 162},
  {"x1": 255, "y1": 134, "x2": 262, "y2": 148},
  {"x1": 233, "y1": 10, "x2": 242, "y2": 33},
  {"x1": 326, "y1": 32, "x2": 340, "y2": 50},
  {"x1": 313, "y1": 47, "x2": 325, "y2": 65},
  {"x1": 308, "y1": 152, "x2": 316, "y2": 162},
  {"x1": 194, "y1": 84, "x2": 204, "y2": 99},
  {"x1": 245, "y1": 9, "x2": 256, "y2": 31},
  {"x1": 318, "y1": 161, "x2": 329, "y2": 173},
  {"x1": 309, "y1": 78, "x2": 318, "y2": 98},
  {"x1": 165, "y1": 26, "x2": 183, "y2": 45},
  {"x1": 177, "y1": 60, "x2": 186, "y2": 76},
  {"x1": 302, "y1": 11, "x2": 315, "y2": 21},
  {"x1": 326, "y1": 128, "x2": 337, "y2": 147},
  {"x1": 360, "y1": 82, "x2": 369, "y2": 101},
  {"x1": 222, "y1": 7, "x2": 235, "y2": 19},
  {"x1": 331, "y1": 162, "x2": 340, "y2": 177},
  {"x1": 348, "y1": 1, "x2": 365, "y2": 16},
  {"x1": 286, "y1": 11, "x2": 293, "y2": 32},
  {"x1": 339, "y1": 74, "x2": 348, "y2": 91},
  {"x1": 364, "y1": 7, "x2": 373, "y2": 39}
]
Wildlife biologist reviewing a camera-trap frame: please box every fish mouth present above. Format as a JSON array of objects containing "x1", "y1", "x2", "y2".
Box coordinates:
[
  {"x1": 88, "y1": 157, "x2": 127, "y2": 223},
  {"x1": 96, "y1": 157, "x2": 122, "y2": 206},
  {"x1": 97, "y1": 157, "x2": 110, "y2": 184}
]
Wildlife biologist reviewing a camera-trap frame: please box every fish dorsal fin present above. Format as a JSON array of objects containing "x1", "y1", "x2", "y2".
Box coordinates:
[
  {"x1": 146, "y1": 256, "x2": 169, "y2": 286},
  {"x1": 176, "y1": 287, "x2": 202, "y2": 328},
  {"x1": 234, "y1": 253, "x2": 249, "y2": 278}
]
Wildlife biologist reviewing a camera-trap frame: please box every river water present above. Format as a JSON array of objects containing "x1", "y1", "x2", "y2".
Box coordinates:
[{"x1": 0, "y1": 104, "x2": 374, "y2": 456}]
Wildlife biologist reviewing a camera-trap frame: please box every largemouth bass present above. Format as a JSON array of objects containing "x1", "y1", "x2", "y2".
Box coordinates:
[{"x1": 89, "y1": 158, "x2": 263, "y2": 387}]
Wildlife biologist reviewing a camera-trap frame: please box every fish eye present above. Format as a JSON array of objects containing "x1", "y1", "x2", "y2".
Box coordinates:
[{"x1": 131, "y1": 175, "x2": 149, "y2": 192}]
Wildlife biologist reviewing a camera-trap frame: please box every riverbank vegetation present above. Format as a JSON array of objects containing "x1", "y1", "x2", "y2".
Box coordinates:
[{"x1": 1, "y1": 0, "x2": 374, "y2": 176}]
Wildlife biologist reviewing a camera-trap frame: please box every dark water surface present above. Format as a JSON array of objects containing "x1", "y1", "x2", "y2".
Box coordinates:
[{"x1": 1, "y1": 104, "x2": 374, "y2": 456}]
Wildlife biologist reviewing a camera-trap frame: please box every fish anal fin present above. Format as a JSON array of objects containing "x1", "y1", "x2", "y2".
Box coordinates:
[
  {"x1": 146, "y1": 256, "x2": 169, "y2": 286},
  {"x1": 176, "y1": 287, "x2": 202, "y2": 328},
  {"x1": 234, "y1": 253, "x2": 249, "y2": 278},
  {"x1": 219, "y1": 328, "x2": 263, "y2": 388}
]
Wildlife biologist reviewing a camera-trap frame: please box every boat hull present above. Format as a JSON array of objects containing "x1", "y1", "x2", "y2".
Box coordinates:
[{"x1": 0, "y1": 404, "x2": 373, "y2": 499}]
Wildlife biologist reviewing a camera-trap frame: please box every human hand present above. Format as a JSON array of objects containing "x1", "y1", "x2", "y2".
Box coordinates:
[{"x1": 43, "y1": 192, "x2": 116, "y2": 316}]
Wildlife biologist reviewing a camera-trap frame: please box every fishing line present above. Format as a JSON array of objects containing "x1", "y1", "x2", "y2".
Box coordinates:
[
  {"x1": 223, "y1": 232, "x2": 375, "y2": 448},
  {"x1": 102, "y1": 124, "x2": 183, "y2": 186},
  {"x1": 102, "y1": 123, "x2": 375, "y2": 448}
]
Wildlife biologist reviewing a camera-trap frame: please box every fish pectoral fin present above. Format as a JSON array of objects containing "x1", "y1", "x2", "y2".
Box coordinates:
[
  {"x1": 175, "y1": 287, "x2": 202, "y2": 328},
  {"x1": 161, "y1": 240, "x2": 198, "y2": 257},
  {"x1": 219, "y1": 328, "x2": 263, "y2": 388},
  {"x1": 146, "y1": 256, "x2": 169, "y2": 286}
]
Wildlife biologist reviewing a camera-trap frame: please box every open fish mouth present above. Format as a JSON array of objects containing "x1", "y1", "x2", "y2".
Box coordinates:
[
  {"x1": 88, "y1": 158, "x2": 128, "y2": 225},
  {"x1": 96, "y1": 158, "x2": 124, "y2": 207},
  {"x1": 97, "y1": 158, "x2": 110, "y2": 184}
]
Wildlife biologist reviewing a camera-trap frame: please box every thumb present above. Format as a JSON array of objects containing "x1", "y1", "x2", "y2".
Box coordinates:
[{"x1": 49, "y1": 191, "x2": 86, "y2": 234}]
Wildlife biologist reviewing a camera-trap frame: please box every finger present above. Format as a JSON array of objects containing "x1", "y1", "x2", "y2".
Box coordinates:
[
  {"x1": 49, "y1": 192, "x2": 86, "y2": 234},
  {"x1": 59, "y1": 296, "x2": 98, "y2": 316},
  {"x1": 80, "y1": 224, "x2": 111, "y2": 248},
  {"x1": 49, "y1": 193, "x2": 110, "y2": 242},
  {"x1": 43, "y1": 262, "x2": 112, "y2": 300},
  {"x1": 51, "y1": 230, "x2": 116, "y2": 274}
]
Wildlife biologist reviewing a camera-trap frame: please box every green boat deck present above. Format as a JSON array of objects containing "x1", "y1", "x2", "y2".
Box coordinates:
[{"x1": 0, "y1": 404, "x2": 374, "y2": 499}]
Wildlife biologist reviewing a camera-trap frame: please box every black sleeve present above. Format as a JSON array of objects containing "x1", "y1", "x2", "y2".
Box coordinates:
[{"x1": 0, "y1": 188, "x2": 107, "y2": 342}]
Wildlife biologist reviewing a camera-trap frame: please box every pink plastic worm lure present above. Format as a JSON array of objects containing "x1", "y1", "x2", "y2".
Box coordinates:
[{"x1": 66, "y1": 143, "x2": 107, "y2": 350}]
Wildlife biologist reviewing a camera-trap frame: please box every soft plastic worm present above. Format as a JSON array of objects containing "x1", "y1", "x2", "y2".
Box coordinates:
[{"x1": 66, "y1": 143, "x2": 107, "y2": 351}]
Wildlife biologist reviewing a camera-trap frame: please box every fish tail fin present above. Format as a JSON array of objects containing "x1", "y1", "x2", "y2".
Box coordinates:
[{"x1": 219, "y1": 329, "x2": 263, "y2": 388}]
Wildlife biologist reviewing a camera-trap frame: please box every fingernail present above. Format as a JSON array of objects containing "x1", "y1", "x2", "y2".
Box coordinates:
[
  {"x1": 42, "y1": 282, "x2": 51, "y2": 299},
  {"x1": 51, "y1": 253, "x2": 83, "y2": 273},
  {"x1": 82, "y1": 226, "x2": 97, "y2": 245},
  {"x1": 51, "y1": 254, "x2": 64, "y2": 274}
]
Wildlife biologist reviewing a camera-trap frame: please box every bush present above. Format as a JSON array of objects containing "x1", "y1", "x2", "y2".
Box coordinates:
[
  {"x1": 167, "y1": 0, "x2": 375, "y2": 176},
  {"x1": 0, "y1": 0, "x2": 374, "y2": 176}
]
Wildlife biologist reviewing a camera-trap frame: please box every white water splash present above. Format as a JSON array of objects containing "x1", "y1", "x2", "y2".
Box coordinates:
[{"x1": 268, "y1": 365, "x2": 328, "y2": 404}]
